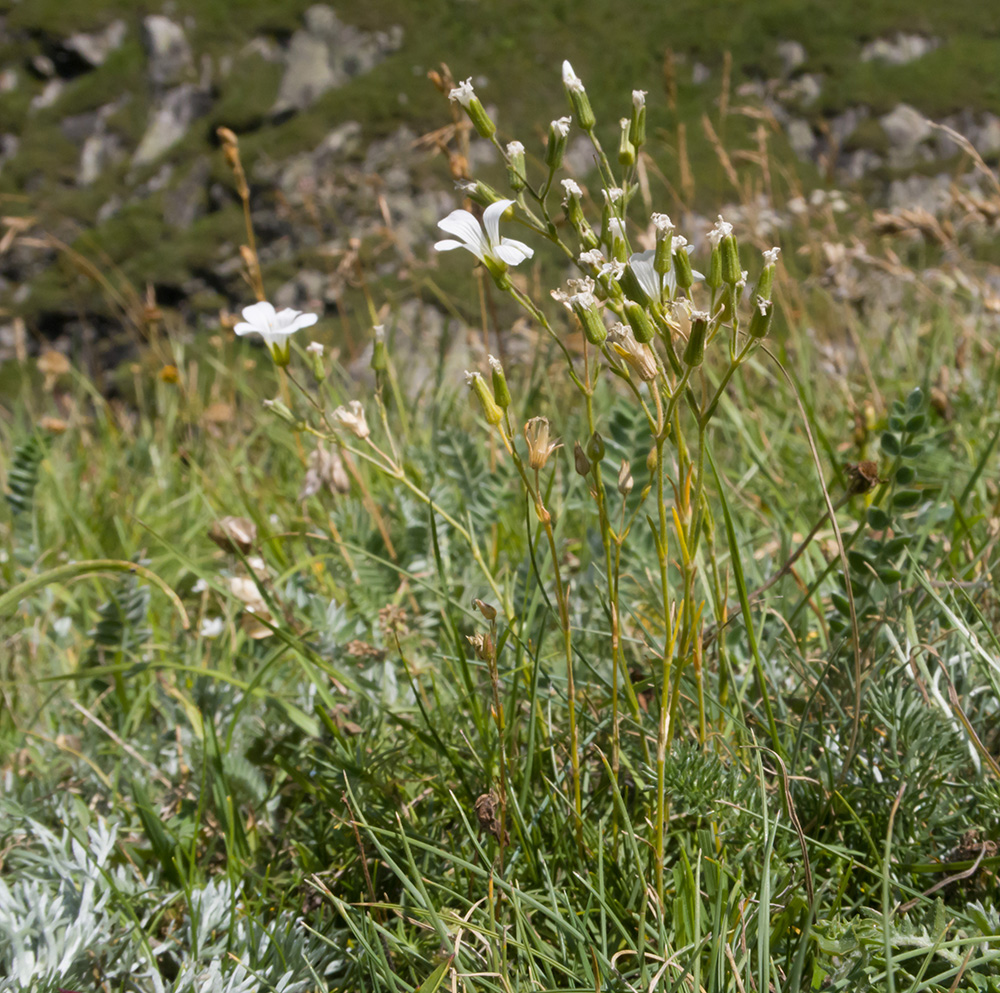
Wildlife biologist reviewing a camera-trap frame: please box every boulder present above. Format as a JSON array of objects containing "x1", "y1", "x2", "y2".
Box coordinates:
[
  {"x1": 272, "y1": 5, "x2": 403, "y2": 117},
  {"x1": 879, "y1": 103, "x2": 933, "y2": 158},
  {"x1": 133, "y1": 84, "x2": 212, "y2": 165},
  {"x1": 860, "y1": 33, "x2": 940, "y2": 65},
  {"x1": 62, "y1": 20, "x2": 127, "y2": 70},
  {"x1": 776, "y1": 40, "x2": 807, "y2": 76},
  {"x1": 142, "y1": 15, "x2": 194, "y2": 89}
]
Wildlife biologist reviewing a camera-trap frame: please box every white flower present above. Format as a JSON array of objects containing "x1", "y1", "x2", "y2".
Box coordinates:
[
  {"x1": 562, "y1": 60, "x2": 584, "y2": 93},
  {"x1": 506, "y1": 140, "x2": 525, "y2": 156},
  {"x1": 708, "y1": 214, "x2": 733, "y2": 247},
  {"x1": 192, "y1": 578, "x2": 209, "y2": 594},
  {"x1": 306, "y1": 341, "x2": 324, "y2": 356},
  {"x1": 448, "y1": 77, "x2": 476, "y2": 107},
  {"x1": 561, "y1": 178, "x2": 583, "y2": 202},
  {"x1": 671, "y1": 235, "x2": 688, "y2": 251},
  {"x1": 603, "y1": 187, "x2": 624, "y2": 204},
  {"x1": 435, "y1": 199, "x2": 534, "y2": 270},
  {"x1": 763, "y1": 246, "x2": 781, "y2": 266},
  {"x1": 578, "y1": 249, "x2": 605, "y2": 267},
  {"x1": 551, "y1": 116, "x2": 572, "y2": 137},
  {"x1": 600, "y1": 260, "x2": 626, "y2": 280},
  {"x1": 651, "y1": 212, "x2": 673, "y2": 232},
  {"x1": 632, "y1": 89, "x2": 647, "y2": 109},
  {"x1": 199, "y1": 617, "x2": 225, "y2": 639},
  {"x1": 234, "y1": 301, "x2": 318, "y2": 366}
]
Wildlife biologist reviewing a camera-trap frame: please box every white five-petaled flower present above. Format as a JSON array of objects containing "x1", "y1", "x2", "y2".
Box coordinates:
[
  {"x1": 234, "y1": 301, "x2": 318, "y2": 367},
  {"x1": 448, "y1": 77, "x2": 476, "y2": 107},
  {"x1": 435, "y1": 199, "x2": 534, "y2": 274}
]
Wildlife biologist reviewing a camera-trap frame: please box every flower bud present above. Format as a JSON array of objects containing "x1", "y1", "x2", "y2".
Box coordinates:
[
  {"x1": 652, "y1": 213, "x2": 674, "y2": 275},
  {"x1": 449, "y1": 77, "x2": 496, "y2": 139},
  {"x1": 307, "y1": 340, "x2": 326, "y2": 379},
  {"x1": 263, "y1": 397, "x2": 297, "y2": 426},
  {"x1": 457, "y1": 178, "x2": 504, "y2": 209},
  {"x1": 465, "y1": 371, "x2": 503, "y2": 425},
  {"x1": 756, "y1": 246, "x2": 780, "y2": 301},
  {"x1": 586, "y1": 431, "x2": 605, "y2": 462},
  {"x1": 562, "y1": 179, "x2": 599, "y2": 250},
  {"x1": 672, "y1": 237, "x2": 694, "y2": 290},
  {"x1": 683, "y1": 310, "x2": 709, "y2": 366},
  {"x1": 617, "y1": 459, "x2": 634, "y2": 497},
  {"x1": 748, "y1": 296, "x2": 773, "y2": 339},
  {"x1": 624, "y1": 299, "x2": 655, "y2": 344},
  {"x1": 370, "y1": 325, "x2": 386, "y2": 373},
  {"x1": 646, "y1": 447, "x2": 658, "y2": 475},
  {"x1": 506, "y1": 141, "x2": 526, "y2": 192},
  {"x1": 473, "y1": 598, "x2": 497, "y2": 621},
  {"x1": 546, "y1": 116, "x2": 572, "y2": 171},
  {"x1": 489, "y1": 354, "x2": 511, "y2": 409},
  {"x1": 617, "y1": 118, "x2": 635, "y2": 167},
  {"x1": 562, "y1": 60, "x2": 595, "y2": 131},
  {"x1": 706, "y1": 245, "x2": 723, "y2": 290},
  {"x1": 630, "y1": 90, "x2": 647, "y2": 150},
  {"x1": 574, "y1": 441, "x2": 591, "y2": 476}
]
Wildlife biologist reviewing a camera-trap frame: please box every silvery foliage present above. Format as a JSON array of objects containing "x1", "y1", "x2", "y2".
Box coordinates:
[{"x1": 0, "y1": 803, "x2": 340, "y2": 992}]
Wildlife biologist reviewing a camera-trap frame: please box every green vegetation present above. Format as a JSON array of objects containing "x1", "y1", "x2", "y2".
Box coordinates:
[{"x1": 3, "y1": 7, "x2": 1000, "y2": 992}]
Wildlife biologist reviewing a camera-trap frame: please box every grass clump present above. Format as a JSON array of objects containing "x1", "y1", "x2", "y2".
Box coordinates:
[{"x1": 2, "y1": 53, "x2": 1000, "y2": 993}]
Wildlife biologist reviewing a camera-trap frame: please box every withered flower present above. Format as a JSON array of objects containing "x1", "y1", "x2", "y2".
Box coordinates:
[
  {"x1": 209, "y1": 516, "x2": 257, "y2": 555},
  {"x1": 524, "y1": 417, "x2": 561, "y2": 470}
]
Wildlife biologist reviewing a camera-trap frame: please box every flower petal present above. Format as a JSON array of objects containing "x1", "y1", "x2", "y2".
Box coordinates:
[
  {"x1": 434, "y1": 238, "x2": 468, "y2": 253},
  {"x1": 628, "y1": 250, "x2": 662, "y2": 302},
  {"x1": 494, "y1": 239, "x2": 534, "y2": 266},
  {"x1": 482, "y1": 199, "x2": 516, "y2": 245},
  {"x1": 288, "y1": 312, "x2": 319, "y2": 332},
  {"x1": 437, "y1": 209, "x2": 484, "y2": 249},
  {"x1": 240, "y1": 301, "x2": 277, "y2": 328},
  {"x1": 234, "y1": 322, "x2": 258, "y2": 336}
]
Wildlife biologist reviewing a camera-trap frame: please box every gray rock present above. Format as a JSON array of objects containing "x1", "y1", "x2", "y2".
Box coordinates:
[
  {"x1": 776, "y1": 40, "x2": 807, "y2": 76},
  {"x1": 786, "y1": 119, "x2": 816, "y2": 160},
  {"x1": 133, "y1": 84, "x2": 212, "y2": 165},
  {"x1": 272, "y1": 5, "x2": 403, "y2": 116},
  {"x1": 860, "y1": 33, "x2": 939, "y2": 65},
  {"x1": 142, "y1": 15, "x2": 194, "y2": 88},
  {"x1": 887, "y1": 173, "x2": 952, "y2": 213},
  {"x1": 163, "y1": 157, "x2": 211, "y2": 228},
  {"x1": 273, "y1": 269, "x2": 328, "y2": 311},
  {"x1": 29, "y1": 54, "x2": 56, "y2": 78},
  {"x1": 79, "y1": 129, "x2": 124, "y2": 184},
  {"x1": 879, "y1": 103, "x2": 933, "y2": 154},
  {"x1": 0, "y1": 134, "x2": 19, "y2": 176},
  {"x1": 782, "y1": 73, "x2": 822, "y2": 106},
  {"x1": 828, "y1": 107, "x2": 870, "y2": 148},
  {"x1": 64, "y1": 20, "x2": 126, "y2": 69},
  {"x1": 842, "y1": 149, "x2": 882, "y2": 181},
  {"x1": 31, "y1": 79, "x2": 63, "y2": 110}
]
